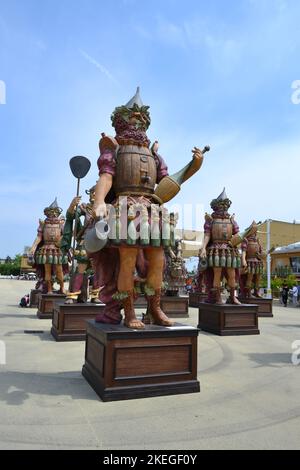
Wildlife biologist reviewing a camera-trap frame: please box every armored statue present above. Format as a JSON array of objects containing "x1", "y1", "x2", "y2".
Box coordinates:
[
  {"x1": 199, "y1": 189, "x2": 256, "y2": 305},
  {"x1": 61, "y1": 185, "x2": 101, "y2": 304},
  {"x1": 91, "y1": 87, "x2": 207, "y2": 329},
  {"x1": 240, "y1": 224, "x2": 265, "y2": 298},
  {"x1": 29, "y1": 198, "x2": 68, "y2": 294},
  {"x1": 164, "y1": 239, "x2": 187, "y2": 296}
]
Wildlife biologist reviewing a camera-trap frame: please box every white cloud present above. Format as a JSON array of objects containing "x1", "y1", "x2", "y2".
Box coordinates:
[{"x1": 79, "y1": 49, "x2": 119, "y2": 86}]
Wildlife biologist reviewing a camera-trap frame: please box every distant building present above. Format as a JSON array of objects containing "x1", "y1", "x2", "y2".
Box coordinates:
[
  {"x1": 271, "y1": 242, "x2": 300, "y2": 280},
  {"x1": 258, "y1": 220, "x2": 300, "y2": 251}
]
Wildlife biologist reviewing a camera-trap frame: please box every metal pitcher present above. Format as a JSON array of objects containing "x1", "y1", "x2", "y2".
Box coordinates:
[{"x1": 84, "y1": 218, "x2": 110, "y2": 253}]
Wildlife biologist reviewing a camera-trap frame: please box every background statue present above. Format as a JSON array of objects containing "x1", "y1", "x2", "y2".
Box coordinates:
[
  {"x1": 28, "y1": 198, "x2": 68, "y2": 294},
  {"x1": 61, "y1": 185, "x2": 101, "y2": 304},
  {"x1": 240, "y1": 224, "x2": 265, "y2": 298},
  {"x1": 199, "y1": 189, "x2": 256, "y2": 305},
  {"x1": 164, "y1": 239, "x2": 187, "y2": 296}
]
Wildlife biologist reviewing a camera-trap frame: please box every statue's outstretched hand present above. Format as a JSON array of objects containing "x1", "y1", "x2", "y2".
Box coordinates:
[
  {"x1": 93, "y1": 202, "x2": 107, "y2": 219},
  {"x1": 68, "y1": 196, "x2": 81, "y2": 214},
  {"x1": 192, "y1": 147, "x2": 204, "y2": 161}
]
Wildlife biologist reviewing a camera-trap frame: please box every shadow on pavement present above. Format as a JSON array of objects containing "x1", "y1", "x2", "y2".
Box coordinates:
[
  {"x1": 0, "y1": 370, "x2": 97, "y2": 405},
  {"x1": 276, "y1": 324, "x2": 300, "y2": 328},
  {"x1": 4, "y1": 330, "x2": 53, "y2": 341},
  {"x1": 247, "y1": 352, "x2": 293, "y2": 368}
]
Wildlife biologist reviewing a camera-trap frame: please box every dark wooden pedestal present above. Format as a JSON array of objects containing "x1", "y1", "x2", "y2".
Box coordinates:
[
  {"x1": 82, "y1": 321, "x2": 200, "y2": 401},
  {"x1": 189, "y1": 292, "x2": 207, "y2": 308},
  {"x1": 161, "y1": 296, "x2": 189, "y2": 318},
  {"x1": 37, "y1": 293, "x2": 66, "y2": 319},
  {"x1": 29, "y1": 289, "x2": 41, "y2": 308},
  {"x1": 238, "y1": 297, "x2": 273, "y2": 317},
  {"x1": 198, "y1": 302, "x2": 260, "y2": 336},
  {"x1": 51, "y1": 303, "x2": 106, "y2": 341}
]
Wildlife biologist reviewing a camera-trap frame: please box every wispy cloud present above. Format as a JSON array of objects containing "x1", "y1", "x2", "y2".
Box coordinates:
[{"x1": 79, "y1": 49, "x2": 119, "y2": 85}]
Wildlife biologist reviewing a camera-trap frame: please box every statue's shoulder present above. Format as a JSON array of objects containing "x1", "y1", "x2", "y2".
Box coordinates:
[
  {"x1": 205, "y1": 212, "x2": 213, "y2": 223},
  {"x1": 99, "y1": 133, "x2": 118, "y2": 155}
]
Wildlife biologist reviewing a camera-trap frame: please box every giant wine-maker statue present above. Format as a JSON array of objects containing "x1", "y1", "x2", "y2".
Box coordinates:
[
  {"x1": 91, "y1": 87, "x2": 208, "y2": 329},
  {"x1": 240, "y1": 224, "x2": 265, "y2": 298},
  {"x1": 199, "y1": 189, "x2": 256, "y2": 305},
  {"x1": 29, "y1": 198, "x2": 68, "y2": 294},
  {"x1": 61, "y1": 185, "x2": 101, "y2": 304},
  {"x1": 164, "y1": 239, "x2": 187, "y2": 296}
]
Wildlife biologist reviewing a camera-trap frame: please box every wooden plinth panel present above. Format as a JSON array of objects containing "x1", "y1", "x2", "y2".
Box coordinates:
[
  {"x1": 51, "y1": 303, "x2": 106, "y2": 341},
  {"x1": 198, "y1": 303, "x2": 260, "y2": 336},
  {"x1": 82, "y1": 321, "x2": 200, "y2": 401},
  {"x1": 29, "y1": 289, "x2": 41, "y2": 308},
  {"x1": 189, "y1": 292, "x2": 207, "y2": 308},
  {"x1": 238, "y1": 297, "x2": 273, "y2": 317},
  {"x1": 161, "y1": 296, "x2": 189, "y2": 317},
  {"x1": 37, "y1": 293, "x2": 65, "y2": 319}
]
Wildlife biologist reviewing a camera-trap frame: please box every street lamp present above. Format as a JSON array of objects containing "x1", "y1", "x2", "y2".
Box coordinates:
[{"x1": 258, "y1": 219, "x2": 272, "y2": 299}]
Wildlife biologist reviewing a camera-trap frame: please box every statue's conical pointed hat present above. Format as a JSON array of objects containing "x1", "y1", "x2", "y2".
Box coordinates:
[
  {"x1": 210, "y1": 187, "x2": 232, "y2": 209},
  {"x1": 216, "y1": 187, "x2": 228, "y2": 202},
  {"x1": 48, "y1": 197, "x2": 59, "y2": 209},
  {"x1": 125, "y1": 86, "x2": 144, "y2": 108},
  {"x1": 45, "y1": 197, "x2": 62, "y2": 214}
]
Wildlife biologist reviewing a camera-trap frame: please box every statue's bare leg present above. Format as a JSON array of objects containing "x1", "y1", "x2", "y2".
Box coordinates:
[
  {"x1": 144, "y1": 247, "x2": 174, "y2": 326},
  {"x1": 44, "y1": 263, "x2": 53, "y2": 293},
  {"x1": 253, "y1": 273, "x2": 262, "y2": 297},
  {"x1": 227, "y1": 268, "x2": 241, "y2": 304},
  {"x1": 246, "y1": 272, "x2": 254, "y2": 298},
  {"x1": 118, "y1": 247, "x2": 144, "y2": 329},
  {"x1": 55, "y1": 264, "x2": 65, "y2": 294},
  {"x1": 212, "y1": 267, "x2": 223, "y2": 304}
]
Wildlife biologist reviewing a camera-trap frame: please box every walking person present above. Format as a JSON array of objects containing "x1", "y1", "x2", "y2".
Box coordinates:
[
  {"x1": 292, "y1": 284, "x2": 298, "y2": 306},
  {"x1": 281, "y1": 281, "x2": 289, "y2": 307}
]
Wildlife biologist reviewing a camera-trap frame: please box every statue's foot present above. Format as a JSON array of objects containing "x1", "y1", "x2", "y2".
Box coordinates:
[
  {"x1": 231, "y1": 297, "x2": 242, "y2": 305},
  {"x1": 124, "y1": 318, "x2": 145, "y2": 329},
  {"x1": 91, "y1": 298, "x2": 102, "y2": 304},
  {"x1": 65, "y1": 298, "x2": 76, "y2": 304},
  {"x1": 152, "y1": 317, "x2": 174, "y2": 327}
]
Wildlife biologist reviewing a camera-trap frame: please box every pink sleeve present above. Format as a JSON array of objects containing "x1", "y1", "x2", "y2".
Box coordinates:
[
  {"x1": 97, "y1": 150, "x2": 116, "y2": 176},
  {"x1": 232, "y1": 220, "x2": 240, "y2": 235},
  {"x1": 241, "y1": 239, "x2": 248, "y2": 251},
  {"x1": 204, "y1": 220, "x2": 212, "y2": 234},
  {"x1": 155, "y1": 154, "x2": 169, "y2": 182}
]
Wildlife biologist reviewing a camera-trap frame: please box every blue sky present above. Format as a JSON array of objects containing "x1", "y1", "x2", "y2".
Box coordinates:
[{"x1": 0, "y1": 0, "x2": 300, "y2": 256}]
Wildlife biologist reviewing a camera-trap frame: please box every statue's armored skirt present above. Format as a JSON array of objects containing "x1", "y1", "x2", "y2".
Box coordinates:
[{"x1": 98, "y1": 145, "x2": 176, "y2": 249}]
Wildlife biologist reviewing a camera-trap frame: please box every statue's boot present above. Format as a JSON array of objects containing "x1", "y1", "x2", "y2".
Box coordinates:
[
  {"x1": 65, "y1": 273, "x2": 83, "y2": 304},
  {"x1": 229, "y1": 288, "x2": 241, "y2": 305},
  {"x1": 122, "y1": 291, "x2": 145, "y2": 329},
  {"x1": 212, "y1": 287, "x2": 223, "y2": 305},
  {"x1": 146, "y1": 289, "x2": 174, "y2": 326},
  {"x1": 253, "y1": 287, "x2": 262, "y2": 298},
  {"x1": 47, "y1": 280, "x2": 53, "y2": 294},
  {"x1": 90, "y1": 287, "x2": 102, "y2": 304}
]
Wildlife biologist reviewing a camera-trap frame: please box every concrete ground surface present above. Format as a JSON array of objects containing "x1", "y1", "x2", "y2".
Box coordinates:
[{"x1": 0, "y1": 280, "x2": 299, "y2": 450}]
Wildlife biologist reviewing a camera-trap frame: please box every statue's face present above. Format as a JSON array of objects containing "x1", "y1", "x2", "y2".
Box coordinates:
[
  {"x1": 89, "y1": 190, "x2": 96, "y2": 204},
  {"x1": 44, "y1": 208, "x2": 61, "y2": 218},
  {"x1": 128, "y1": 110, "x2": 148, "y2": 130},
  {"x1": 111, "y1": 104, "x2": 151, "y2": 134},
  {"x1": 211, "y1": 199, "x2": 231, "y2": 213}
]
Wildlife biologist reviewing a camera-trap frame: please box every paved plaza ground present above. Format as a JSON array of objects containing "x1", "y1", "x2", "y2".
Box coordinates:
[{"x1": 0, "y1": 280, "x2": 299, "y2": 450}]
